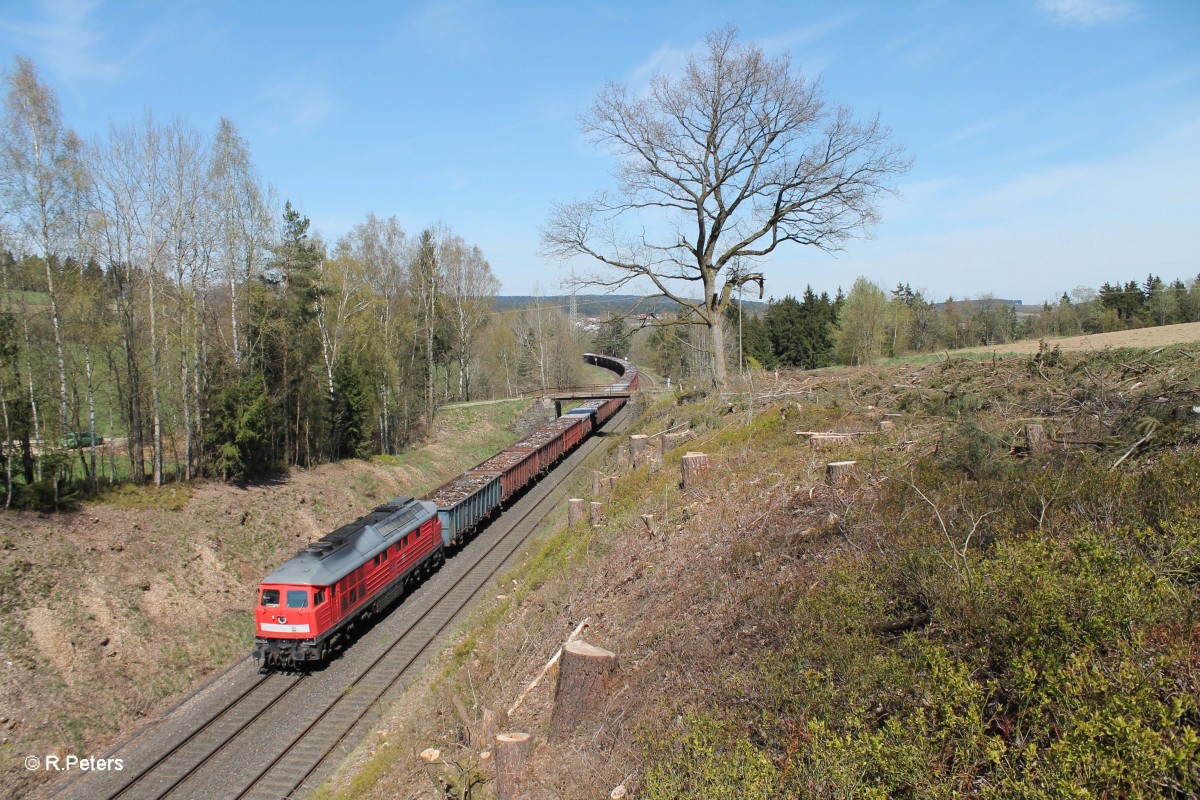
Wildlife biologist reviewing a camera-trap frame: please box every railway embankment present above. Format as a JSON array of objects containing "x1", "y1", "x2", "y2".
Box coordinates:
[
  {"x1": 0, "y1": 398, "x2": 539, "y2": 799},
  {"x1": 320, "y1": 346, "x2": 1200, "y2": 799}
]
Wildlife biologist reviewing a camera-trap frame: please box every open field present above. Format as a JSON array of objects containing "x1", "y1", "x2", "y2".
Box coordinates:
[{"x1": 957, "y1": 320, "x2": 1200, "y2": 355}]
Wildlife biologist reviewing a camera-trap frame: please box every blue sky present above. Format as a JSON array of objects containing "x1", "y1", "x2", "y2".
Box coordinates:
[{"x1": 1, "y1": 0, "x2": 1196, "y2": 304}]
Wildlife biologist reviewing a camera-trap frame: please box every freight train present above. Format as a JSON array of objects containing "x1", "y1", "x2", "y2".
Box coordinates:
[{"x1": 252, "y1": 355, "x2": 637, "y2": 671}]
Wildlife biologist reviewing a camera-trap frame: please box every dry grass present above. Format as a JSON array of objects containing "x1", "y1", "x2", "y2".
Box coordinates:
[
  {"x1": 0, "y1": 399, "x2": 538, "y2": 800},
  {"x1": 317, "y1": 345, "x2": 1200, "y2": 799},
  {"x1": 954, "y1": 320, "x2": 1200, "y2": 355}
]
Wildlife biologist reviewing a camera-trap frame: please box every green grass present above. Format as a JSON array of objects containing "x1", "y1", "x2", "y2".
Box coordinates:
[
  {"x1": 637, "y1": 355, "x2": 1200, "y2": 799},
  {"x1": 95, "y1": 480, "x2": 194, "y2": 511},
  {"x1": 1, "y1": 289, "x2": 51, "y2": 306},
  {"x1": 373, "y1": 399, "x2": 532, "y2": 494},
  {"x1": 581, "y1": 362, "x2": 622, "y2": 384}
]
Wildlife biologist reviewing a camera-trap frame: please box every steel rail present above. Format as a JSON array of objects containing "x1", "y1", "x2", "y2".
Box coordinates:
[{"x1": 233, "y1": 406, "x2": 630, "y2": 800}]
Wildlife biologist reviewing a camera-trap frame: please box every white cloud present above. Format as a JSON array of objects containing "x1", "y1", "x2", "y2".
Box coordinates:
[
  {"x1": 882, "y1": 22, "x2": 975, "y2": 70},
  {"x1": 1038, "y1": 0, "x2": 1138, "y2": 27},
  {"x1": 0, "y1": 0, "x2": 119, "y2": 79},
  {"x1": 259, "y1": 75, "x2": 335, "y2": 133},
  {"x1": 766, "y1": 118, "x2": 1200, "y2": 303},
  {"x1": 629, "y1": 41, "x2": 693, "y2": 85},
  {"x1": 942, "y1": 107, "x2": 1030, "y2": 145},
  {"x1": 755, "y1": 14, "x2": 857, "y2": 58},
  {"x1": 1006, "y1": 132, "x2": 1088, "y2": 164}
]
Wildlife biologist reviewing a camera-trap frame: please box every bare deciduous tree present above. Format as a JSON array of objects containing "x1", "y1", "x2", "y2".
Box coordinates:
[{"x1": 542, "y1": 27, "x2": 910, "y2": 382}]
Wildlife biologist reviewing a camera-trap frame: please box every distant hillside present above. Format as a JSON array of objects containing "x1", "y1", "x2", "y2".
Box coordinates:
[{"x1": 495, "y1": 294, "x2": 767, "y2": 316}]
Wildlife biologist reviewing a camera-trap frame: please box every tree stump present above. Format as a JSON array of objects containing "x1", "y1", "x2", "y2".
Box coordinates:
[
  {"x1": 806, "y1": 433, "x2": 854, "y2": 450},
  {"x1": 653, "y1": 435, "x2": 665, "y2": 455},
  {"x1": 878, "y1": 419, "x2": 895, "y2": 431},
  {"x1": 640, "y1": 514, "x2": 656, "y2": 537},
  {"x1": 615, "y1": 445, "x2": 630, "y2": 470},
  {"x1": 1024, "y1": 423, "x2": 1046, "y2": 453},
  {"x1": 567, "y1": 498, "x2": 586, "y2": 526},
  {"x1": 494, "y1": 732, "x2": 533, "y2": 799},
  {"x1": 548, "y1": 640, "x2": 619, "y2": 740},
  {"x1": 630, "y1": 435, "x2": 648, "y2": 466},
  {"x1": 680, "y1": 452, "x2": 711, "y2": 490},
  {"x1": 826, "y1": 460, "x2": 857, "y2": 486},
  {"x1": 592, "y1": 470, "x2": 604, "y2": 495},
  {"x1": 467, "y1": 707, "x2": 508, "y2": 750},
  {"x1": 607, "y1": 475, "x2": 618, "y2": 492},
  {"x1": 589, "y1": 501, "x2": 604, "y2": 526}
]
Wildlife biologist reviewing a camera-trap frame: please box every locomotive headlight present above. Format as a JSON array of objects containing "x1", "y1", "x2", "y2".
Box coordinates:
[{"x1": 279, "y1": 616, "x2": 287, "y2": 624}]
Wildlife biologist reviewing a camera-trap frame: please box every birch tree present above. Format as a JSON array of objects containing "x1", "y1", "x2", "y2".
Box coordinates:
[
  {"x1": 89, "y1": 124, "x2": 145, "y2": 483},
  {"x1": 441, "y1": 238, "x2": 499, "y2": 401},
  {"x1": 411, "y1": 227, "x2": 443, "y2": 419},
  {"x1": 162, "y1": 119, "x2": 210, "y2": 479},
  {"x1": 316, "y1": 244, "x2": 370, "y2": 412},
  {"x1": 1, "y1": 56, "x2": 85, "y2": 437},
  {"x1": 343, "y1": 213, "x2": 408, "y2": 452},
  {"x1": 209, "y1": 117, "x2": 271, "y2": 369}
]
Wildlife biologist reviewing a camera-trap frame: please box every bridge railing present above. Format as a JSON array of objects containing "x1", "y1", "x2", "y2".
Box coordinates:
[{"x1": 521, "y1": 383, "x2": 632, "y2": 400}]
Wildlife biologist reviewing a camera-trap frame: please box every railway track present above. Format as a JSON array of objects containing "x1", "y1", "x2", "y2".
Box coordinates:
[
  {"x1": 63, "y1": 402, "x2": 630, "y2": 800},
  {"x1": 101, "y1": 674, "x2": 306, "y2": 800}
]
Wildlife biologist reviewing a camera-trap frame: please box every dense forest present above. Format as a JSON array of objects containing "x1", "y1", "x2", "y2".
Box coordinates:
[
  {"x1": 634, "y1": 275, "x2": 1200, "y2": 379},
  {"x1": 0, "y1": 58, "x2": 586, "y2": 507}
]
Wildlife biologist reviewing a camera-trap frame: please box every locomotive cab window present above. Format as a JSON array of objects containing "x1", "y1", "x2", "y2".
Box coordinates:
[
  {"x1": 314, "y1": 589, "x2": 325, "y2": 606},
  {"x1": 286, "y1": 589, "x2": 309, "y2": 609},
  {"x1": 261, "y1": 589, "x2": 280, "y2": 607}
]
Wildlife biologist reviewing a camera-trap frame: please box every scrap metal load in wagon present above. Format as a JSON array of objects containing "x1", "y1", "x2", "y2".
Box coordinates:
[{"x1": 252, "y1": 355, "x2": 637, "y2": 671}]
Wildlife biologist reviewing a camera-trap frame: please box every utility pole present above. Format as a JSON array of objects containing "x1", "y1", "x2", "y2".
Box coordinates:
[{"x1": 738, "y1": 283, "x2": 744, "y2": 376}]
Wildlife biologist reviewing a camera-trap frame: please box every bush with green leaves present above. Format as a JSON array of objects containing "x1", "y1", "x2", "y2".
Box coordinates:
[{"x1": 641, "y1": 451, "x2": 1200, "y2": 799}]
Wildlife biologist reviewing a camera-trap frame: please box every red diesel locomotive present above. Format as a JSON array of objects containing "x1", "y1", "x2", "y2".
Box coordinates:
[{"x1": 252, "y1": 496, "x2": 442, "y2": 670}]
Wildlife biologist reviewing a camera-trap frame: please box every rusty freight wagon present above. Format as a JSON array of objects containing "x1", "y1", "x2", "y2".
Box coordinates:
[
  {"x1": 509, "y1": 426, "x2": 567, "y2": 473},
  {"x1": 545, "y1": 414, "x2": 585, "y2": 452},
  {"x1": 468, "y1": 447, "x2": 540, "y2": 504},
  {"x1": 563, "y1": 404, "x2": 597, "y2": 436}
]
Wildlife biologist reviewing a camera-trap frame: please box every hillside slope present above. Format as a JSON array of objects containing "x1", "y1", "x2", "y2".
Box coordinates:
[
  {"x1": 320, "y1": 346, "x2": 1200, "y2": 799},
  {"x1": 0, "y1": 399, "x2": 546, "y2": 799}
]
